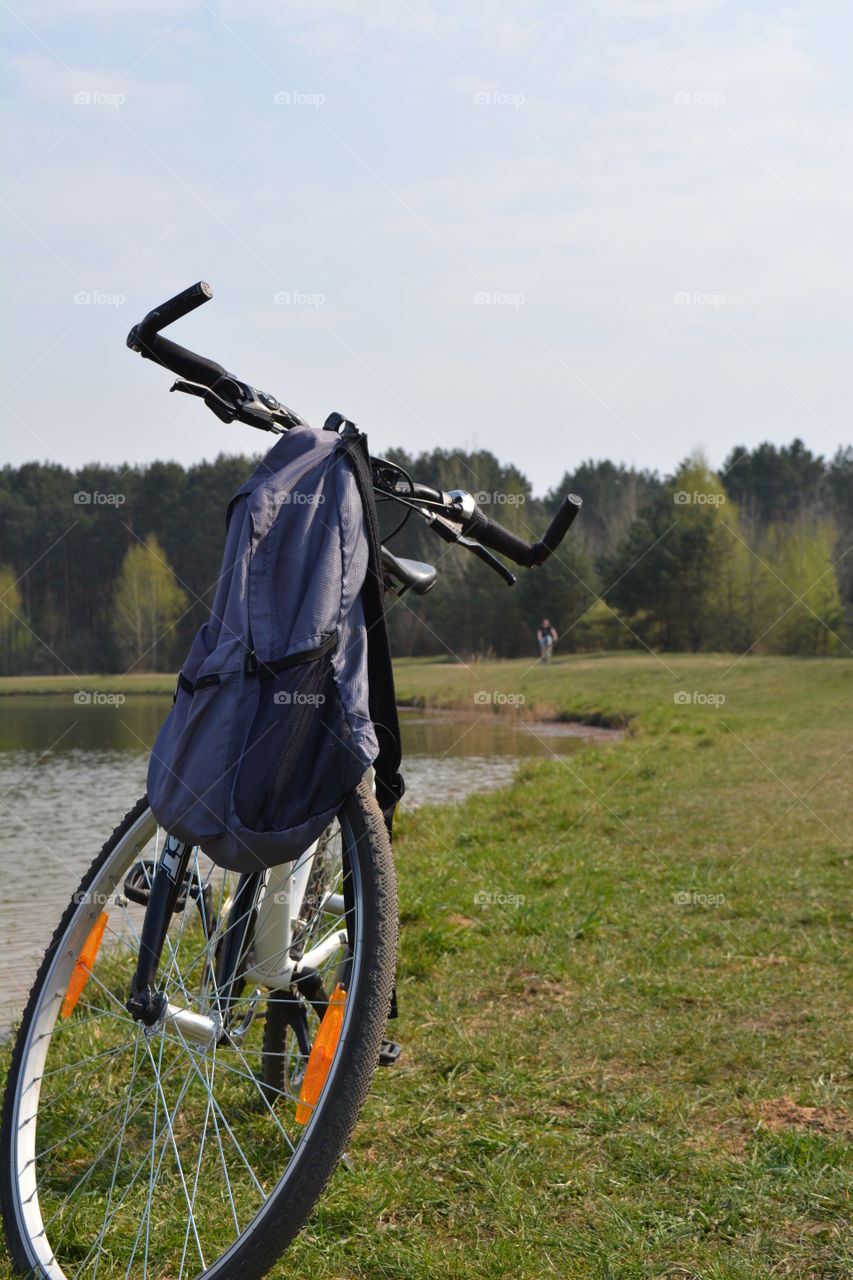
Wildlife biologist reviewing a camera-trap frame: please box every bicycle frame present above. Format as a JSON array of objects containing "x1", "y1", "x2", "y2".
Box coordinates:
[
  {"x1": 122, "y1": 281, "x2": 581, "y2": 1043},
  {"x1": 244, "y1": 839, "x2": 345, "y2": 991},
  {"x1": 127, "y1": 770, "x2": 373, "y2": 1043}
]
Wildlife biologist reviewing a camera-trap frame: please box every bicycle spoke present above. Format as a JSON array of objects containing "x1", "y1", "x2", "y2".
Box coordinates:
[
  {"x1": 39, "y1": 1048, "x2": 187, "y2": 1235},
  {"x1": 68, "y1": 1054, "x2": 198, "y2": 1280},
  {"x1": 179, "y1": 1054, "x2": 215, "y2": 1280},
  {"x1": 204, "y1": 1054, "x2": 240, "y2": 1237},
  {"x1": 7, "y1": 796, "x2": 380, "y2": 1280},
  {"x1": 166, "y1": 1018, "x2": 269, "y2": 1202},
  {"x1": 91, "y1": 1027, "x2": 142, "y2": 1280},
  {"x1": 142, "y1": 1037, "x2": 207, "y2": 1274}
]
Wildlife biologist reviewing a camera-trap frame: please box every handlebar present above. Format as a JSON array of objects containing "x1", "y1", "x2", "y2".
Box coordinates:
[
  {"x1": 463, "y1": 494, "x2": 582, "y2": 567},
  {"x1": 134, "y1": 281, "x2": 212, "y2": 341},
  {"x1": 127, "y1": 281, "x2": 227, "y2": 390},
  {"x1": 127, "y1": 281, "x2": 583, "y2": 579}
]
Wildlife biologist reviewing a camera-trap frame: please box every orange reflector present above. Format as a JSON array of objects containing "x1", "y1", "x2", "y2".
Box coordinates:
[
  {"x1": 295, "y1": 984, "x2": 347, "y2": 1124},
  {"x1": 61, "y1": 911, "x2": 108, "y2": 1019}
]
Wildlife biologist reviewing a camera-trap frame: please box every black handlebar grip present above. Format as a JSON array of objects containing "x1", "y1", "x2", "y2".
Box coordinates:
[
  {"x1": 530, "y1": 494, "x2": 582, "y2": 566},
  {"x1": 465, "y1": 506, "x2": 535, "y2": 566},
  {"x1": 138, "y1": 333, "x2": 227, "y2": 389},
  {"x1": 130, "y1": 281, "x2": 213, "y2": 348}
]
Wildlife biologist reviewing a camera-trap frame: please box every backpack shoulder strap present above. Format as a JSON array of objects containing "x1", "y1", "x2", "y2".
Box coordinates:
[{"x1": 337, "y1": 427, "x2": 404, "y2": 837}]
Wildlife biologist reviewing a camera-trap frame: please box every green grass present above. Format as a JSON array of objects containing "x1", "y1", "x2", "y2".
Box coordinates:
[
  {"x1": 2, "y1": 654, "x2": 852, "y2": 1277},
  {"x1": 0, "y1": 673, "x2": 176, "y2": 696}
]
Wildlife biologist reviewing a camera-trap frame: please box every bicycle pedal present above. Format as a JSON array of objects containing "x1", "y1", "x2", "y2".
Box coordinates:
[{"x1": 378, "y1": 1039, "x2": 402, "y2": 1066}]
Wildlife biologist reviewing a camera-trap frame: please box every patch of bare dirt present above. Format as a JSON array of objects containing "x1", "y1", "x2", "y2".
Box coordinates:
[
  {"x1": 518, "y1": 975, "x2": 567, "y2": 1000},
  {"x1": 724, "y1": 954, "x2": 791, "y2": 973},
  {"x1": 683, "y1": 1117, "x2": 748, "y2": 1157},
  {"x1": 740, "y1": 1008, "x2": 799, "y2": 1033},
  {"x1": 757, "y1": 1096, "x2": 851, "y2": 1137},
  {"x1": 463, "y1": 972, "x2": 575, "y2": 1034}
]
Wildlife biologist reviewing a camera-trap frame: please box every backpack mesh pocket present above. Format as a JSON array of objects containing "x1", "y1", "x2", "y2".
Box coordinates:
[{"x1": 233, "y1": 639, "x2": 364, "y2": 834}]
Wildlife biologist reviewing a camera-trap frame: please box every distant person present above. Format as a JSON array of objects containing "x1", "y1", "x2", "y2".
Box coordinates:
[{"x1": 537, "y1": 618, "x2": 556, "y2": 663}]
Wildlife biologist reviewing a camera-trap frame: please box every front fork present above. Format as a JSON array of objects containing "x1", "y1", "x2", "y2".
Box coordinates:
[
  {"x1": 126, "y1": 834, "x2": 192, "y2": 1027},
  {"x1": 125, "y1": 833, "x2": 259, "y2": 1036}
]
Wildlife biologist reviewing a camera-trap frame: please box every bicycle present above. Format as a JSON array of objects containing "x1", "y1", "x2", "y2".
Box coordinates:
[{"x1": 1, "y1": 282, "x2": 581, "y2": 1280}]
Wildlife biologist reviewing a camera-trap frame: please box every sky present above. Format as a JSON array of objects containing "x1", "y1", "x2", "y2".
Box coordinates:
[{"x1": 2, "y1": 0, "x2": 852, "y2": 495}]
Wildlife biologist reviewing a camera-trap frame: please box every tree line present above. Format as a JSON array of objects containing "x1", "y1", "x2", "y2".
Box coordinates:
[{"x1": 0, "y1": 439, "x2": 849, "y2": 674}]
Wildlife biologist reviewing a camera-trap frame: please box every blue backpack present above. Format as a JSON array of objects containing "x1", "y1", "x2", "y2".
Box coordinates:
[{"x1": 146, "y1": 423, "x2": 403, "y2": 872}]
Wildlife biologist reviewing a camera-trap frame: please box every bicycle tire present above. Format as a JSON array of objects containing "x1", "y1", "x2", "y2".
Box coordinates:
[{"x1": 0, "y1": 779, "x2": 398, "y2": 1280}]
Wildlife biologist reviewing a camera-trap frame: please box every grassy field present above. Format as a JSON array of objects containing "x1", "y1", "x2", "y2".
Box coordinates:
[
  {"x1": 2, "y1": 654, "x2": 852, "y2": 1277},
  {"x1": 0, "y1": 672, "x2": 175, "y2": 696}
]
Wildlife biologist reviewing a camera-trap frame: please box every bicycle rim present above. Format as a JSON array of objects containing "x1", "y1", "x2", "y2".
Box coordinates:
[{"x1": 3, "y1": 801, "x2": 368, "y2": 1280}]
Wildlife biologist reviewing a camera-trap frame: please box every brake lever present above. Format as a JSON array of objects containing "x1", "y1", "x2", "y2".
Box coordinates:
[
  {"x1": 170, "y1": 378, "x2": 301, "y2": 433},
  {"x1": 427, "y1": 513, "x2": 516, "y2": 585},
  {"x1": 460, "y1": 536, "x2": 517, "y2": 585},
  {"x1": 171, "y1": 379, "x2": 207, "y2": 400}
]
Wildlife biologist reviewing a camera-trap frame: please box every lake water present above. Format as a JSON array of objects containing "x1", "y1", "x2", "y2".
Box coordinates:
[{"x1": 0, "y1": 695, "x2": 609, "y2": 1031}]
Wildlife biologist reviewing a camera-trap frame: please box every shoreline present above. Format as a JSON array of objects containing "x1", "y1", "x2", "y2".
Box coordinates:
[
  {"x1": 397, "y1": 701, "x2": 628, "y2": 738},
  {"x1": 0, "y1": 672, "x2": 632, "y2": 732}
]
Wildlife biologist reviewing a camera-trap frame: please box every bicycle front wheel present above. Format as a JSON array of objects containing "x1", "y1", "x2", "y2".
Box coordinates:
[{"x1": 0, "y1": 779, "x2": 398, "y2": 1280}]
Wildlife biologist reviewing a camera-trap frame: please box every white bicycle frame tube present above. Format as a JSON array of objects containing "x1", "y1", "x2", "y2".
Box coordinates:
[
  {"x1": 240, "y1": 767, "x2": 374, "y2": 991},
  {"x1": 244, "y1": 841, "x2": 319, "y2": 989}
]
